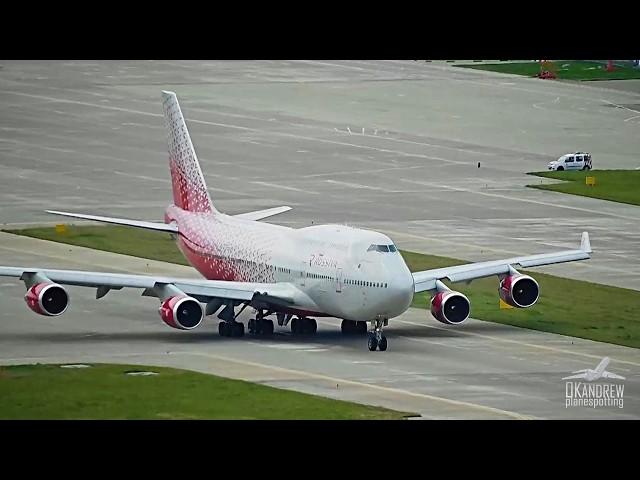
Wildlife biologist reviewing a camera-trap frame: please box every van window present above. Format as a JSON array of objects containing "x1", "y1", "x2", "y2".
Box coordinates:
[{"x1": 565, "y1": 157, "x2": 574, "y2": 163}]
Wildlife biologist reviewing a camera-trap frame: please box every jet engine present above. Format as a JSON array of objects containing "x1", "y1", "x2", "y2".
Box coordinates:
[
  {"x1": 499, "y1": 273, "x2": 539, "y2": 308},
  {"x1": 430, "y1": 289, "x2": 470, "y2": 325},
  {"x1": 24, "y1": 282, "x2": 69, "y2": 316},
  {"x1": 159, "y1": 295, "x2": 204, "y2": 330}
]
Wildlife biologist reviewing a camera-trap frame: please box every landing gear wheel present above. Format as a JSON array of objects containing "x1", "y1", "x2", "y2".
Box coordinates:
[
  {"x1": 233, "y1": 322, "x2": 245, "y2": 337},
  {"x1": 248, "y1": 318, "x2": 256, "y2": 334},
  {"x1": 262, "y1": 319, "x2": 274, "y2": 335},
  {"x1": 291, "y1": 317, "x2": 300, "y2": 334},
  {"x1": 341, "y1": 320, "x2": 357, "y2": 334},
  {"x1": 378, "y1": 335, "x2": 388, "y2": 351},
  {"x1": 367, "y1": 334, "x2": 378, "y2": 351},
  {"x1": 306, "y1": 318, "x2": 317, "y2": 334},
  {"x1": 218, "y1": 322, "x2": 226, "y2": 337}
]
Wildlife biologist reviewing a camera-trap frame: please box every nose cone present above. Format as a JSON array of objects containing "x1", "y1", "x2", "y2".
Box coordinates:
[{"x1": 381, "y1": 258, "x2": 414, "y2": 318}]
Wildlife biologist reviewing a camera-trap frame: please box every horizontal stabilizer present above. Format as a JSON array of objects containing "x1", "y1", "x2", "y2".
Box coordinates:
[
  {"x1": 46, "y1": 210, "x2": 178, "y2": 233},
  {"x1": 233, "y1": 206, "x2": 292, "y2": 221}
]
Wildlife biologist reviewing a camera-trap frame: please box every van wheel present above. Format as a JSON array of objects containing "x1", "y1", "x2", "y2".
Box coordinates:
[{"x1": 557, "y1": 166, "x2": 564, "y2": 171}]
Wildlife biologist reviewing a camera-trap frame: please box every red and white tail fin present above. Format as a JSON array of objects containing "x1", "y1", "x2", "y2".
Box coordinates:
[{"x1": 161, "y1": 90, "x2": 216, "y2": 214}]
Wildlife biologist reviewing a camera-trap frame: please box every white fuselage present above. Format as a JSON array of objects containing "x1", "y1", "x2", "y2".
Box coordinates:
[{"x1": 167, "y1": 205, "x2": 415, "y2": 322}]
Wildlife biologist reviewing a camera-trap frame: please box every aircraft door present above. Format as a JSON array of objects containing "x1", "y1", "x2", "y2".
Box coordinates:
[
  {"x1": 336, "y1": 268, "x2": 343, "y2": 293},
  {"x1": 299, "y1": 261, "x2": 306, "y2": 287}
]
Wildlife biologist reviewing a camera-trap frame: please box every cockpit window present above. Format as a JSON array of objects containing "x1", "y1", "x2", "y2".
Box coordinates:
[{"x1": 367, "y1": 244, "x2": 397, "y2": 253}]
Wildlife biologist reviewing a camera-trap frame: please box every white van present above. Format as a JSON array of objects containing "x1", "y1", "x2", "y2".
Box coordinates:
[{"x1": 547, "y1": 152, "x2": 592, "y2": 171}]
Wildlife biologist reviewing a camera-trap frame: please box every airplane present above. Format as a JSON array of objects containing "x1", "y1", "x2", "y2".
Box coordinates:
[
  {"x1": 0, "y1": 91, "x2": 593, "y2": 351},
  {"x1": 562, "y1": 357, "x2": 625, "y2": 381}
]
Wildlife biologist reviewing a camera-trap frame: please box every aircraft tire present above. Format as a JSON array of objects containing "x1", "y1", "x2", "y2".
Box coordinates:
[{"x1": 367, "y1": 334, "x2": 378, "y2": 351}]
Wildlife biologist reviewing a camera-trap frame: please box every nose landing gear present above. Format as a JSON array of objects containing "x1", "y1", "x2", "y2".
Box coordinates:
[{"x1": 367, "y1": 318, "x2": 388, "y2": 351}]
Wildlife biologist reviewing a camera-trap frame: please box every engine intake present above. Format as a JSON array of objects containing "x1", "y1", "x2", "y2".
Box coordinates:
[
  {"x1": 431, "y1": 290, "x2": 470, "y2": 325},
  {"x1": 499, "y1": 274, "x2": 539, "y2": 308},
  {"x1": 159, "y1": 295, "x2": 203, "y2": 330},
  {"x1": 24, "y1": 282, "x2": 69, "y2": 316}
]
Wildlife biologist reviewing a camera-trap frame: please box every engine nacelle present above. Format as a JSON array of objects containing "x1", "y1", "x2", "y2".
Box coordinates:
[
  {"x1": 430, "y1": 290, "x2": 470, "y2": 325},
  {"x1": 499, "y1": 273, "x2": 539, "y2": 308},
  {"x1": 24, "y1": 282, "x2": 69, "y2": 316},
  {"x1": 159, "y1": 295, "x2": 204, "y2": 330}
]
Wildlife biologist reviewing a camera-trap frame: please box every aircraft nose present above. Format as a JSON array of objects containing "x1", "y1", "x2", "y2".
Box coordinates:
[{"x1": 384, "y1": 267, "x2": 414, "y2": 316}]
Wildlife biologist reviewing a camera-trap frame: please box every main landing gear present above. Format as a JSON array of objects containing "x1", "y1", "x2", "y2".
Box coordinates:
[
  {"x1": 217, "y1": 301, "x2": 246, "y2": 338},
  {"x1": 367, "y1": 318, "x2": 388, "y2": 352},
  {"x1": 248, "y1": 314, "x2": 274, "y2": 336},
  {"x1": 340, "y1": 320, "x2": 367, "y2": 335},
  {"x1": 290, "y1": 317, "x2": 317, "y2": 335},
  {"x1": 219, "y1": 321, "x2": 245, "y2": 338}
]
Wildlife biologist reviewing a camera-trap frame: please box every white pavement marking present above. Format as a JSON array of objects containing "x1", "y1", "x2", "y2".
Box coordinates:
[
  {"x1": 251, "y1": 181, "x2": 319, "y2": 195},
  {"x1": 399, "y1": 178, "x2": 640, "y2": 221},
  {"x1": 601, "y1": 99, "x2": 640, "y2": 115}
]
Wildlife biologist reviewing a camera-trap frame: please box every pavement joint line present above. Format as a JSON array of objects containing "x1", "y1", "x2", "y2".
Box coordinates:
[
  {"x1": 0, "y1": 351, "x2": 536, "y2": 419},
  {"x1": 395, "y1": 319, "x2": 640, "y2": 367},
  {"x1": 3, "y1": 91, "x2": 473, "y2": 169},
  {"x1": 171, "y1": 351, "x2": 537, "y2": 420}
]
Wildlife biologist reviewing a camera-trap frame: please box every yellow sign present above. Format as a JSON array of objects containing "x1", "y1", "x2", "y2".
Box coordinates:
[
  {"x1": 55, "y1": 224, "x2": 67, "y2": 234},
  {"x1": 585, "y1": 176, "x2": 596, "y2": 186},
  {"x1": 499, "y1": 298, "x2": 514, "y2": 309}
]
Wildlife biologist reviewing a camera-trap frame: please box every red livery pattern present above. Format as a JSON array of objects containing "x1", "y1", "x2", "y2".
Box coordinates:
[{"x1": 162, "y1": 92, "x2": 214, "y2": 214}]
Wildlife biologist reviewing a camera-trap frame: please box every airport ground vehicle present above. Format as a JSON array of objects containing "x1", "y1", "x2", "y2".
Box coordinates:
[
  {"x1": 0, "y1": 92, "x2": 592, "y2": 351},
  {"x1": 548, "y1": 152, "x2": 592, "y2": 171}
]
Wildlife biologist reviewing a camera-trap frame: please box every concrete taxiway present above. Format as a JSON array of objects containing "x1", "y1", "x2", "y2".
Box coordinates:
[
  {"x1": 0, "y1": 61, "x2": 639, "y2": 290},
  {"x1": 0, "y1": 233, "x2": 637, "y2": 419},
  {"x1": 0, "y1": 61, "x2": 639, "y2": 419}
]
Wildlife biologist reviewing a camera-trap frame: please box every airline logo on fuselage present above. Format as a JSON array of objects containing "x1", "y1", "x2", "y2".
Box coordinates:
[{"x1": 309, "y1": 254, "x2": 338, "y2": 269}]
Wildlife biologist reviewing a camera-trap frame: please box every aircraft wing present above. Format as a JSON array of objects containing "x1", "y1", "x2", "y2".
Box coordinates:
[
  {"x1": 601, "y1": 371, "x2": 626, "y2": 380},
  {"x1": 0, "y1": 266, "x2": 298, "y2": 305},
  {"x1": 47, "y1": 207, "x2": 292, "y2": 230},
  {"x1": 233, "y1": 206, "x2": 292, "y2": 221},
  {"x1": 562, "y1": 373, "x2": 588, "y2": 380},
  {"x1": 46, "y1": 210, "x2": 178, "y2": 233},
  {"x1": 413, "y1": 232, "x2": 591, "y2": 293}
]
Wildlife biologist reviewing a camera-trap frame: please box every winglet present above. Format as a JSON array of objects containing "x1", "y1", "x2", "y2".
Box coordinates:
[{"x1": 580, "y1": 231, "x2": 592, "y2": 253}]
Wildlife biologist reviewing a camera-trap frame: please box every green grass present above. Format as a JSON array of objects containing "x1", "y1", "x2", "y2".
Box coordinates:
[
  {"x1": 0, "y1": 363, "x2": 411, "y2": 419},
  {"x1": 456, "y1": 61, "x2": 640, "y2": 81},
  {"x1": 4, "y1": 226, "x2": 640, "y2": 349},
  {"x1": 527, "y1": 170, "x2": 640, "y2": 206},
  {"x1": 4, "y1": 225, "x2": 191, "y2": 266}
]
